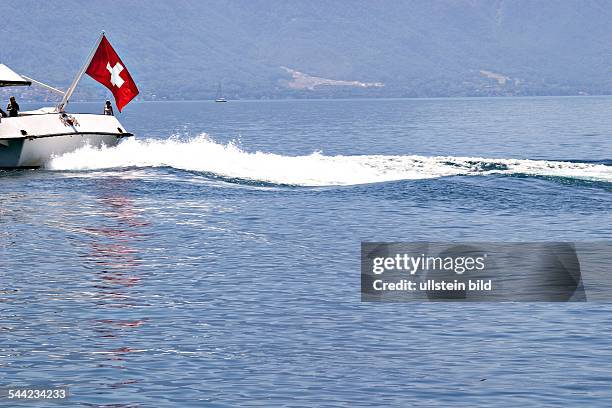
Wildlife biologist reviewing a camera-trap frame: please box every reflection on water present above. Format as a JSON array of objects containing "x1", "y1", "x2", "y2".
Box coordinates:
[
  {"x1": 0, "y1": 175, "x2": 155, "y2": 405},
  {"x1": 82, "y1": 180, "x2": 149, "y2": 404},
  {"x1": 84, "y1": 180, "x2": 146, "y2": 284}
]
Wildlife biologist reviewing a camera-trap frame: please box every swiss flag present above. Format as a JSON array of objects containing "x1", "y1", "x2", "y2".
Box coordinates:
[{"x1": 86, "y1": 35, "x2": 139, "y2": 112}]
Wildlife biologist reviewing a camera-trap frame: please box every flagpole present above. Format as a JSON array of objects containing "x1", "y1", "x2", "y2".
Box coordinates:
[{"x1": 57, "y1": 31, "x2": 105, "y2": 112}]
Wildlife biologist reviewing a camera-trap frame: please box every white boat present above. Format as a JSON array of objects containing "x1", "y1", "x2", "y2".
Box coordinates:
[
  {"x1": 0, "y1": 35, "x2": 134, "y2": 168},
  {"x1": 0, "y1": 106, "x2": 131, "y2": 168},
  {"x1": 214, "y1": 83, "x2": 227, "y2": 103}
]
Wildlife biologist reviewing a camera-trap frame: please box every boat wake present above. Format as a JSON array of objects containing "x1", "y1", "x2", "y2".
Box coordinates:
[{"x1": 46, "y1": 135, "x2": 612, "y2": 187}]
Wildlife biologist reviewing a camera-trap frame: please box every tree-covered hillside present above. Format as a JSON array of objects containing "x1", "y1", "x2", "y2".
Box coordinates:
[{"x1": 3, "y1": 0, "x2": 612, "y2": 101}]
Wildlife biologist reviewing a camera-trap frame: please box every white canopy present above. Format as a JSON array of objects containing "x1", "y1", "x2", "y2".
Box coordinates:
[{"x1": 0, "y1": 64, "x2": 31, "y2": 87}]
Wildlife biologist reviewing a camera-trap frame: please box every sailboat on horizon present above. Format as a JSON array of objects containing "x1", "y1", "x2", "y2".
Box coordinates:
[{"x1": 215, "y1": 83, "x2": 227, "y2": 103}]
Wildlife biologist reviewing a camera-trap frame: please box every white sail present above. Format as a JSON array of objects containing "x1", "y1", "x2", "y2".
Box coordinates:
[
  {"x1": 0, "y1": 64, "x2": 31, "y2": 87},
  {"x1": 215, "y1": 82, "x2": 227, "y2": 102}
]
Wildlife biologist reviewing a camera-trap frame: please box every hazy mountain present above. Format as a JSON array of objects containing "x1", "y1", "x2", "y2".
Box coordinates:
[{"x1": 3, "y1": 0, "x2": 612, "y2": 101}]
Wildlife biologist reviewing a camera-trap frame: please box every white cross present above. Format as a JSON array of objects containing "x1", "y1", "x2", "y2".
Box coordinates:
[{"x1": 106, "y1": 62, "x2": 125, "y2": 88}]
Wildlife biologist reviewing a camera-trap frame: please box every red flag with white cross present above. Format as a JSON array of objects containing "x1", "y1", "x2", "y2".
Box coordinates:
[{"x1": 85, "y1": 35, "x2": 139, "y2": 112}]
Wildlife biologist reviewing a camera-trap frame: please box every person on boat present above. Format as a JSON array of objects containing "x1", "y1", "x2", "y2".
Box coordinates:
[
  {"x1": 103, "y1": 100, "x2": 114, "y2": 116},
  {"x1": 6, "y1": 96, "x2": 19, "y2": 117},
  {"x1": 0, "y1": 107, "x2": 6, "y2": 118}
]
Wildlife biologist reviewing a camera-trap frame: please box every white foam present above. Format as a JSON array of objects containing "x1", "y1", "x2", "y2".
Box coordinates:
[{"x1": 46, "y1": 135, "x2": 612, "y2": 186}]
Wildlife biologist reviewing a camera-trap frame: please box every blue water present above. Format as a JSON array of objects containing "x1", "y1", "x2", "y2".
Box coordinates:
[{"x1": 1, "y1": 97, "x2": 611, "y2": 406}]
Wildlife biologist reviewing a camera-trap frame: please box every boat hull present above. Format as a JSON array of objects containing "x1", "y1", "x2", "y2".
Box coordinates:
[
  {"x1": 0, "y1": 112, "x2": 131, "y2": 168},
  {"x1": 0, "y1": 133, "x2": 124, "y2": 168}
]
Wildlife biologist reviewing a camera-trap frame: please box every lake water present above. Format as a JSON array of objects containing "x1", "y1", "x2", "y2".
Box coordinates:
[{"x1": 1, "y1": 97, "x2": 611, "y2": 406}]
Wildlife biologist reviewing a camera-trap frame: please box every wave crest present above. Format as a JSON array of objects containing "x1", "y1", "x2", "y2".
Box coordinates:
[{"x1": 46, "y1": 135, "x2": 612, "y2": 186}]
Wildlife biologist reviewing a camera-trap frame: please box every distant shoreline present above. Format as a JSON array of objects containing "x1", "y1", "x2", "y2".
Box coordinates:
[{"x1": 12, "y1": 94, "x2": 612, "y2": 105}]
